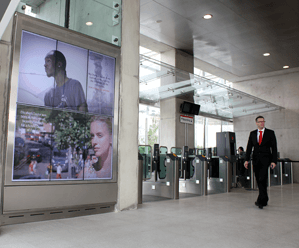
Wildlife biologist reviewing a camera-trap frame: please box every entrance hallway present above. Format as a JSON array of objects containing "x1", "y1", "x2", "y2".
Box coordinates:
[{"x1": 1, "y1": 184, "x2": 299, "y2": 248}]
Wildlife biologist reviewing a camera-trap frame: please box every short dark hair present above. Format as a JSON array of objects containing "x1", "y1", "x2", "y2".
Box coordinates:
[
  {"x1": 47, "y1": 50, "x2": 67, "y2": 70},
  {"x1": 255, "y1": 116, "x2": 264, "y2": 122},
  {"x1": 238, "y1": 146, "x2": 244, "y2": 151}
]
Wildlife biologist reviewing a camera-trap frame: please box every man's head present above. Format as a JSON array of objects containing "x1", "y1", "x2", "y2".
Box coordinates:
[
  {"x1": 255, "y1": 116, "x2": 265, "y2": 130},
  {"x1": 44, "y1": 50, "x2": 66, "y2": 77},
  {"x1": 238, "y1": 146, "x2": 244, "y2": 152}
]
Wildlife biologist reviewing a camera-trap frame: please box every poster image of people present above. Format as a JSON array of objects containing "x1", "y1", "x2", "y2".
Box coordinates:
[
  {"x1": 17, "y1": 31, "x2": 88, "y2": 112},
  {"x1": 86, "y1": 51, "x2": 115, "y2": 116},
  {"x1": 13, "y1": 105, "x2": 113, "y2": 181},
  {"x1": 13, "y1": 105, "x2": 53, "y2": 180},
  {"x1": 77, "y1": 115, "x2": 113, "y2": 180},
  {"x1": 12, "y1": 30, "x2": 115, "y2": 181}
]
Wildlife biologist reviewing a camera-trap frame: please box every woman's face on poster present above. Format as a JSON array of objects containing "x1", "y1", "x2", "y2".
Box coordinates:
[{"x1": 90, "y1": 120, "x2": 112, "y2": 158}]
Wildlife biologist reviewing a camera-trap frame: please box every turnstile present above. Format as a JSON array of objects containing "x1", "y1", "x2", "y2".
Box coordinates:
[
  {"x1": 171, "y1": 146, "x2": 206, "y2": 197},
  {"x1": 269, "y1": 158, "x2": 293, "y2": 186},
  {"x1": 139, "y1": 145, "x2": 179, "y2": 200}
]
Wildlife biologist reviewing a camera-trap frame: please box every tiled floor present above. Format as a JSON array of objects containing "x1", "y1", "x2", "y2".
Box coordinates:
[{"x1": 1, "y1": 184, "x2": 299, "y2": 248}]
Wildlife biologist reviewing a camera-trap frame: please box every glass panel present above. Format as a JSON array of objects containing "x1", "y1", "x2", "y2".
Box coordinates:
[
  {"x1": 222, "y1": 121, "x2": 234, "y2": 132},
  {"x1": 159, "y1": 146, "x2": 167, "y2": 179},
  {"x1": 69, "y1": 0, "x2": 122, "y2": 46},
  {"x1": 138, "y1": 145, "x2": 152, "y2": 179},
  {"x1": 17, "y1": 1, "x2": 66, "y2": 27},
  {"x1": 205, "y1": 118, "x2": 221, "y2": 148},
  {"x1": 171, "y1": 147, "x2": 182, "y2": 156},
  {"x1": 138, "y1": 104, "x2": 160, "y2": 146},
  {"x1": 194, "y1": 116, "x2": 204, "y2": 149},
  {"x1": 140, "y1": 55, "x2": 283, "y2": 121}
]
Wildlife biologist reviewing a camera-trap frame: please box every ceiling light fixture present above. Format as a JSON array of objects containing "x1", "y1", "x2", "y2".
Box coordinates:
[
  {"x1": 283, "y1": 65, "x2": 289, "y2": 69},
  {"x1": 86, "y1": 21, "x2": 93, "y2": 26},
  {"x1": 203, "y1": 14, "x2": 213, "y2": 19},
  {"x1": 156, "y1": 20, "x2": 162, "y2": 23},
  {"x1": 263, "y1": 53, "x2": 270, "y2": 56}
]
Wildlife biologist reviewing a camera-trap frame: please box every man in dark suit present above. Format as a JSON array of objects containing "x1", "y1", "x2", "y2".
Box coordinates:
[{"x1": 244, "y1": 116, "x2": 277, "y2": 209}]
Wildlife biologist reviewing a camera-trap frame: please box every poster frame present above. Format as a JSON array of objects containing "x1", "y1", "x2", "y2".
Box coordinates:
[{"x1": 5, "y1": 12, "x2": 120, "y2": 186}]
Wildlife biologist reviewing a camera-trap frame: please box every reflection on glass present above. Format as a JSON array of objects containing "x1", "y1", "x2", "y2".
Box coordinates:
[
  {"x1": 69, "y1": 0, "x2": 122, "y2": 46},
  {"x1": 138, "y1": 145, "x2": 152, "y2": 179}
]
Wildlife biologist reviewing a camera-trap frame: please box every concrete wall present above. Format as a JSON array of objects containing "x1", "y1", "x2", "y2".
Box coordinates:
[{"x1": 233, "y1": 71, "x2": 299, "y2": 182}]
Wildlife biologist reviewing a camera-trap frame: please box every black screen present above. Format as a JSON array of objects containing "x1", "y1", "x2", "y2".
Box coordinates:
[{"x1": 181, "y1": 102, "x2": 200, "y2": 115}]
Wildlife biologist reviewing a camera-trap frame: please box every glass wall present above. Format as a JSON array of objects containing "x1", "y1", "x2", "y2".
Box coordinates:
[
  {"x1": 139, "y1": 104, "x2": 160, "y2": 147},
  {"x1": 194, "y1": 115, "x2": 204, "y2": 149},
  {"x1": 17, "y1": 0, "x2": 121, "y2": 46}
]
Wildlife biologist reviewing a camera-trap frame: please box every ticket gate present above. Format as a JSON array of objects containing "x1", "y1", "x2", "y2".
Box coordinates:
[
  {"x1": 139, "y1": 144, "x2": 179, "y2": 201},
  {"x1": 269, "y1": 158, "x2": 293, "y2": 186},
  {"x1": 281, "y1": 159, "x2": 293, "y2": 185},
  {"x1": 171, "y1": 146, "x2": 207, "y2": 197}
]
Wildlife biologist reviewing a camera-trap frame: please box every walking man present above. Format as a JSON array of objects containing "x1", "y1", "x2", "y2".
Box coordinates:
[{"x1": 244, "y1": 116, "x2": 277, "y2": 209}]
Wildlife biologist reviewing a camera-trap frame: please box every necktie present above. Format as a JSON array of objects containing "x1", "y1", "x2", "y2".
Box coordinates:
[{"x1": 259, "y1": 131, "x2": 263, "y2": 145}]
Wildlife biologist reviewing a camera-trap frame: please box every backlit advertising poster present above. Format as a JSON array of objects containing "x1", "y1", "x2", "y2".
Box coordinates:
[
  {"x1": 87, "y1": 51, "x2": 115, "y2": 115},
  {"x1": 12, "y1": 30, "x2": 115, "y2": 181}
]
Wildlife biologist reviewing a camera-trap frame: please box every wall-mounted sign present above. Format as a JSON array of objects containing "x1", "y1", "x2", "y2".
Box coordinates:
[{"x1": 180, "y1": 115, "x2": 194, "y2": 125}]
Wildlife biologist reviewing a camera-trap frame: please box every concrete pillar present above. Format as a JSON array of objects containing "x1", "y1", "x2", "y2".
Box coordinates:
[
  {"x1": 116, "y1": 0, "x2": 140, "y2": 211},
  {"x1": 160, "y1": 49, "x2": 195, "y2": 151}
]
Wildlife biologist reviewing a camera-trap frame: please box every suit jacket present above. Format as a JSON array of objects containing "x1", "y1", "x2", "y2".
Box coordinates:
[{"x1": 245, "y1": 128, "x2": 277, "y2": 165}]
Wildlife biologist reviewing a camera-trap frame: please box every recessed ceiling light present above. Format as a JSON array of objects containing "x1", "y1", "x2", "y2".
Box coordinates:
[
  {"x1": 263, "y1": 53, "x2": 270, "y2": 56},
  {"x1": 203, "y1": 14, "x2": 213, "y2": 19},
  {"x1": 86, "y1": 21, "x2": 93, "y2": 26},
  {"x1": 283, "y1": 65, "x2": 289, "y2": 69}
]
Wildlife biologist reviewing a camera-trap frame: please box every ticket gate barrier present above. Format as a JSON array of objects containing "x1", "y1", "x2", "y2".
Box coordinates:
[
  {"x1": 281, "y1": 159, "x2": 293, "y2": 185},
  {"x1": 205, "y1": 147, "x2": 231, "y2": 194},
  {"x1": 268, "y1": 159, "x2": 293, "y2": 186},
  {"x1": 141, "y1": 145, "x2": 179, "y2": 200},
  {"x1": 138, "y1": 153, "x2": 143, "y2": 204},
  {"x1": 236, "y1": 157, "x2": 257, "y2": 189},
  {"x1": 268, "y1": 162, "x2": 281, "y2": 186},
  {"x1": 171, "y1": 147, "x2": 207, "y2": 196}
]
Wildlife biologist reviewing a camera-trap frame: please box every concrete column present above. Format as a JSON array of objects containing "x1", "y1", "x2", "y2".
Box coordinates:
[
  {"x1": 116, "y1": 0, "x2": 140, "y2": 211},
  {"x1": 160, "y1": 49, "x2": 195, "y2": 151}
]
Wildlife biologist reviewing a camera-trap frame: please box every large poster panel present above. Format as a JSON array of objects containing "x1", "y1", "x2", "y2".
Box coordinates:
[
  {"x1": 87, "y1": 51, "x2": 115, "y2": 115},
  {"x1": 12, "y1": 30, "x2": 116, "y2": 182},
  {"x1": 17, "y1": 31, "x2": 88, "y2": 112},
  {"x1": 13, "y1": 105, "x2": 52, "y2": 180},
  {"x1": 79, "y1": 115, "x2": 113, "y2": 180}
]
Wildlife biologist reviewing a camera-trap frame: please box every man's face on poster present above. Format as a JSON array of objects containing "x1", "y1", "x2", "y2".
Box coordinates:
[{"x1": 44, "y1": 55, "x2": 55, "y2": 77}]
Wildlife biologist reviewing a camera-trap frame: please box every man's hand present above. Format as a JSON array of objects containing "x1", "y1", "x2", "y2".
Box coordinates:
[
  {"x1": 270, "y1": 163, "x2": 276, "y2": 169},
  {"x1": 244, "y1": 161, "x2": 249, "y2": 169}
]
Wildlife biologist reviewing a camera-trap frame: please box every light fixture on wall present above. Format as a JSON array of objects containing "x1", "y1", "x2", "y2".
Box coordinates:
[
  {"x1": 263, "y1": 53, "x2": 270, "y2": 56},
  {"x1": 86, "y1": 21, "x2": 93, "y2": 26},
  {"x1": 203, "y1": 14, "x2": 213, "y2": 19},
  {"x1": 283, "y1": 65, "x2": 289, "y2": 69}
]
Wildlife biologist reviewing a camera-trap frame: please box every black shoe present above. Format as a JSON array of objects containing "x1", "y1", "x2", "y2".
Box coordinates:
[{"x1": 255, "y1": 201, "x2": 263, "y2": 209}]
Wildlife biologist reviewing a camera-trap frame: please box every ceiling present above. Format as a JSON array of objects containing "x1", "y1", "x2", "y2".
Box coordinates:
[{"x1": 140, "y1": 0, "x2": 299, "y2": 77}]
